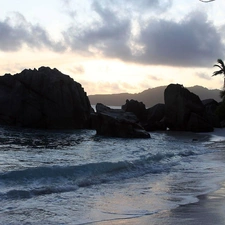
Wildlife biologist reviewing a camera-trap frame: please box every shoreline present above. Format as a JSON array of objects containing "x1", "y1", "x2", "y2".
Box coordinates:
[
  {"x1": 208, "y1": 128, "x2": 225, "y2": 141},
  {"x1": 162, "y1": 182, "x2": 225, "y2": 225},
  {"x1": 91, "y1": 129, "x2": 225, "y2": 225},
  {"x1": 92, "y1": 183, "x2": 225, "y2": 225}
]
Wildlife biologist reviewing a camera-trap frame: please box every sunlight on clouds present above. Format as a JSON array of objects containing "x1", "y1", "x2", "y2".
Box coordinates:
[
  {"x1": 0, "y1": 48, "x2": 221, "y2": 95},
  {"x1": 0, "y1": 48, "x2": 73, "y2": 74},
  {"x1": 0, "y1": 0, "x2": 225, "y2": 95},
  {"x1": 128, "y1": 19, "x2": 146, "y2": 57}
]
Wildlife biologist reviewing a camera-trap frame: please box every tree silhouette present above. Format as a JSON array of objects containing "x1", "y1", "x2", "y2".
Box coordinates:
[{"x1": 213, "y1": 59, "x2": 225, "y2": 90}]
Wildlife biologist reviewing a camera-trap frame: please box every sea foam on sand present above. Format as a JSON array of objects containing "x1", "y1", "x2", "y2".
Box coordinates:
[{"x1": 94, "y1": 129, "x2": 225, "y2": 225}]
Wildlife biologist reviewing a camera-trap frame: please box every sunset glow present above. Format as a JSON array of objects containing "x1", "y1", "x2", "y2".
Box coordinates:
[{"x1": 1, "y1": 0, "x2": 225, "y2": 95}]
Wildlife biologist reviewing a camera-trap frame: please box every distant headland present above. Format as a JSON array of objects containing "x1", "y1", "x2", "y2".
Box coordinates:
[{"x1": 88, "y1": 86, "x2": 221, "y2": 108}]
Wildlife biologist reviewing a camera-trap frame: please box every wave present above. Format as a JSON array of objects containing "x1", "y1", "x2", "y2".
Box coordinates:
[
  {"x1": 0, "y1": 149, "x2": 197, "y2": 199},
  {"x1": 0, "y1": 161, "x2": 132, "y2": 181},
  {"x1": 0, "y1": 185, "x2": 79, "y2": 200},
  {"x1": 1, "y1": 150, "x2": 196, "y2": 181}
]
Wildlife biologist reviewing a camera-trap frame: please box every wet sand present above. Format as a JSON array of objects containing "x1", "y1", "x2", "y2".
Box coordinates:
[
  {"x1": 93, "y1": 129, "x2": 225, "y2": 225},
  {"x1": 163, "y1": 183, "x2": 225, "y2": 225},
  {"x1": 91, "y1": 182, "x2": 225, "y2": 225}
]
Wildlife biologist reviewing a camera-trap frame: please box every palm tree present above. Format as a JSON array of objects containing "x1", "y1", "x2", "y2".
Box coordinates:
[{"x1": 213, "y1": 59, "x2": 225, "y2": 89}]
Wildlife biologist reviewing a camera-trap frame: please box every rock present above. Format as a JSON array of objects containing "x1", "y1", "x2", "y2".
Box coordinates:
[
  {"x1": 96, "y1": 104, "x2": 112, "y2": 114},
  {"x1": 221, "y1": 120, "x2": 225, "y2": 128},
  {"x1": 164, "y1": 84, "x2": 213, "y2": 132},
  {"x1": 202, "y1": 99, "x2": 221, "y2": 128},
  {"x1": 122, "y1": 99, "x2": 147, "y2": 122},
  {"x1": 144, "y1": 104, "x2": 166, "y2": 131},
  {"x1": 0, "y1": 67, "x2": 92, "y2": 129},
  {"x1": 93, "y1": 103, "x2": 150, "y2": 138},
  {"x1": 186, "y1": 113, "x2": 214, "y2": 132}
]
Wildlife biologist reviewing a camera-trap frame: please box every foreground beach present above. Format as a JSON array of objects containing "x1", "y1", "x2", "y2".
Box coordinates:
[
  {"x1": 93, "y1": 183, "x2": 225, "y2": 225},
  {"x1": 92, "y1": 129, "x2": 225, "y2": 225}
]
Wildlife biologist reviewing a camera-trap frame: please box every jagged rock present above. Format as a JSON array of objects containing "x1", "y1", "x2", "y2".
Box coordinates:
[
  {"x1": 164, "y1": 84, "x2": 213, "y2": 132},
  {"x1": 144, "y1": 104, "x2": 166, "y2": 131},
  {"x1": 93, "y1": 103, "x2": 150, "y2": 138},
  {"x1": 122, "y1": 99, "x2": 147, "y2": 122},
  {"x1": 0, "y1": 67, "x2": 92, "y2": 129}
]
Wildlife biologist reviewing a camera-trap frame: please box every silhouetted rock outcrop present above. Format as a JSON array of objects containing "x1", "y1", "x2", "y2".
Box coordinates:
[
  {"x1": 0, "y1": 67, "x2": 92, "y2": 129},
  {"x1": 94, "y1": 84, "x2": 221, "y2": 133},
  {"x1": 144, "y1": 104, "x2": 166, "y2": 131},
  {"x1": 202, "y1": 99, "x2": 221, "y2": 128},
  {"x1": 164, "y1": 84, "x2": 213, "y2": 132},
  {"x1": 122, "y1": 99, "x2": 147, "y2": 122},
  {"x1": 92, "y1": 103, "x2": 150, "y2": 138}
]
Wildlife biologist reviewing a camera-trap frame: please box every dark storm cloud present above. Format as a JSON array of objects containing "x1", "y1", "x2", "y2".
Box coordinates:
[
  {"x1": 2, "y1": 2, "x2": 224, "y2": 68},
  {"x1": 0, "y1": 13, "x2": 65, "y2": 52},
  {"x1": 64, "y1": 2, "x2": 224, "y2": 68},
  {"x1": 137, "y1": 11, "x2": 224, "y2": 67}
]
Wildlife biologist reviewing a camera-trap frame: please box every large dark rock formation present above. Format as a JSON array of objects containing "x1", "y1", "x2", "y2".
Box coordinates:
[
  {"x1": 92, "y1": 103, "x2": 150, "y2": 138},
  {"x1": 164, "y1": 84, "x2": 213, "y2": 132},
  {"x1": 0, "y1": 67, "x2": 92, "y2": 129},
  {"x1": 202, "y1": 99, "x2": 221, "y2": 128},
  {"x1": 122, "y1": 100, "x2": 166, "y2": 131},
  {"x1": 122, "y1": 99, "x2": 147, "y2": 122},
  {"x1": 144, "y1": 103, "x2": 166, "y2": 131}
]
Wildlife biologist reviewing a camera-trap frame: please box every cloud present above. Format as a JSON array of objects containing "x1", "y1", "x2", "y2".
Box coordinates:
[
  {"x1": 80, "y1": 80, "x2": 125, "y2": 95},
  {"x1": 64, "y1": 1, "x2": 132, "y2": 59},
  {"x1": 61, "y1": 0, "x2": 172, "y2": 18},
  {"x1": 121, "y1": 0, "x2": 172, "y2": 13},
  {"x1": 63, "y1": 0, "x2": 172, "y2": 58},
  {"x1": 64, "y1": 5, "x2": 225, "y2": 68},
  {"x1": 0, "y1": 12, "x2": 65, "y2": 52},
  {"x1": 137, "y1": 11, "x2": 224, "y2": 67},
  {"x1": 1, "y1": 2, "x2": 224, "y2": 69},
  {"x1": 0, "y1": 62, "x2": 25, "y2": 75},
  {"x1": 195, "y1": 72, "x2": 212, "y2": 80},
  {"x1": 61, "y1": 0, "x2": 77, "y2": 19},
  {"x1": 147, "y1": 75, "x2": 162, "y2": 81},
  {"x1": 69, "y1": 65, "x2": 85, "y2": 74},
  {"x1": 80, "y1": 79, "x2": 147, "y2": 95}
]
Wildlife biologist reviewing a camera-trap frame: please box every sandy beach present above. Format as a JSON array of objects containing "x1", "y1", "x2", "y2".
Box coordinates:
[
  {"x1": 92, "y1": 129, "x2": 225, "y2": 225},
  {"x1": 92, "y1": 173, "x2": 225, "y2": 225},
  {"x1": 91, "y1": 185, "x2": 225, "y2": 224}
]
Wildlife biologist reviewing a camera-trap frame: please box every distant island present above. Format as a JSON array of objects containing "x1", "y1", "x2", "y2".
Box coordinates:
[{"x1": 88, "y1": 85, "x2": 221, "y2": 108}]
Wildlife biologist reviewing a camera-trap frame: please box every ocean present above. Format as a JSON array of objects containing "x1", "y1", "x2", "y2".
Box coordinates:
[{"x1": 0, "y1": 125, "x2": 225, "y2": 225}]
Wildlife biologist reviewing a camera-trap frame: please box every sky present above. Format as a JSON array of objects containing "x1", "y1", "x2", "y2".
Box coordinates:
[{"x1": 0, "y1": 0, "x2": 225, "y2": 95}]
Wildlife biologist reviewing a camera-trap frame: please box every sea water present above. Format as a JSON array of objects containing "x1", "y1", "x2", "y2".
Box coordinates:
[{"x1": 0, "y1": 126, "x2": 225, "y2": 225}]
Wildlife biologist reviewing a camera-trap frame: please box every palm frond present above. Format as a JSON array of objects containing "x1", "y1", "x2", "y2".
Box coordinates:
[
  {"x1": 217, "y1": 59, "x2": 225, "y2": 70},
  {"x1": 213, "y1": 70, "x2": 223, "y2": 76},
  {"x1": 213, "y1": 64, "x2": 223, "y2": 70}
]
